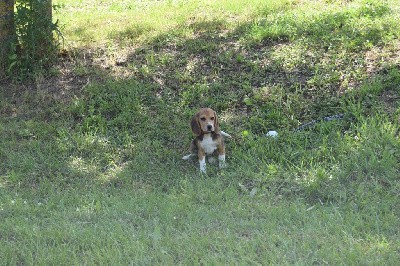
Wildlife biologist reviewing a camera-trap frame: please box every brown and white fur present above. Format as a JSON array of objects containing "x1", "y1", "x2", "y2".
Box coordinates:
[{"x1": 182, "y1": 108, "x2": 230, "y2": 173}]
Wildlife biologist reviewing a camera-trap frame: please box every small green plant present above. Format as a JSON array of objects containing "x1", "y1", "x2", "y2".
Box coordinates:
[{"x1": 8, "y1": 0, "x2": 62, "y2": 79}]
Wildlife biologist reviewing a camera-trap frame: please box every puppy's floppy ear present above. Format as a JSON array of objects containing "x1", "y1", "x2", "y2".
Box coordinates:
[
  {"x1": 191, "y1": 114, "x2": 202, "y2": 136},
  {"x1": 213, "y1": 111, "x2": 220, "y2": 134}
]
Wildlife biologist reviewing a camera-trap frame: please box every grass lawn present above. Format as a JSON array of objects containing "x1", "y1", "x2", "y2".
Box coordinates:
[{"x1": 1, "y1": 0, "x2": 399, "y2": 264}]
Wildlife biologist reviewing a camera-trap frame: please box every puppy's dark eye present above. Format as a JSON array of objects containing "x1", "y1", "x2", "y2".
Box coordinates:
[
  {"x1": 210, "y1": 117, "x2": 215, "y2": 120},
  {"x1": 200, "y1": 117, "x2": 206, "y2": 121}
]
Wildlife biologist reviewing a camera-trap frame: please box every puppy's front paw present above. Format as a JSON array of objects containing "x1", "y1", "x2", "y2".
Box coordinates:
[
  {"x1": 199, "y1": 158, "x2": 206, "y2": 174},
  {"x1": 218, "y1": 154, "x2": 226, "y2": 169}
]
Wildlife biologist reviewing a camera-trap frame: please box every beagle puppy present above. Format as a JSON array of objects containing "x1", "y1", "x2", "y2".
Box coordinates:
[{"x1": 183, "y1": 108, "x2": 230, "y2": 173}]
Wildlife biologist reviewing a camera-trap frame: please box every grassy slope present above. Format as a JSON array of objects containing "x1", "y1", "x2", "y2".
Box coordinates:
[{"x1": 1, "y1": 0, "x2": 399, "y2": 264}]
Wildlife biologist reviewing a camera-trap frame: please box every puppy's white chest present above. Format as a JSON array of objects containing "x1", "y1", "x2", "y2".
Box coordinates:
[{"x1": 200, "y1": 134, "x2": 218, "y2": 155}]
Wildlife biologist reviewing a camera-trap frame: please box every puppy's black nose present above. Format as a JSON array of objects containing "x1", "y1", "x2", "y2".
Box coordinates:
[{"x1": 207, "y1": 125, "x2": 212, "y2": 131}]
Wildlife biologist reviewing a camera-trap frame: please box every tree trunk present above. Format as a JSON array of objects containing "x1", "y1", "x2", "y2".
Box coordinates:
[
  {"x1": 0, "y1": 0, "x2": 15, "y2": 76},
  {"x1": 36, "y1": 0, "x2": 52, "y2": 29},
  {"x1": 33, "y1": 0, "x2": 53, "y2": 57}
]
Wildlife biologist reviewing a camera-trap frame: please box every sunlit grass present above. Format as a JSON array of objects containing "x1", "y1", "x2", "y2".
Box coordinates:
[{"x1": 55, "y1": 0, "x2": 271, "y2": 46}]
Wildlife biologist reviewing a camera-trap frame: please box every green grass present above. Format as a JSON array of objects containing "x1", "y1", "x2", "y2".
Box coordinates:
[{"x1": 1, "y1": 0, "x2": 400, "y2": 264}]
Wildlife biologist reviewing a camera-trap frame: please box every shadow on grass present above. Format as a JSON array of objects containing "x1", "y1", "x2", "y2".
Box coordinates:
[
  {"x1": 119, "y1": 0, "x2": 397, "y2": 129},
  {"x1": 0, "y1": 0, "x2": 399, "y2": 197}
]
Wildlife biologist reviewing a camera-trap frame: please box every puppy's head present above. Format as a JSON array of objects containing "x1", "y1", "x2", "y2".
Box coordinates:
[{"x1": 191, "y1": 108, "x2": 220, "y2": 136}]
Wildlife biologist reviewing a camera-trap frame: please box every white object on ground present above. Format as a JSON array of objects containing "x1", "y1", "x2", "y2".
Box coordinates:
[
  {"x1": 182, "y1": 154, "x2": 194, "y2": 160},
  {"x1": 220, "y1": 131, "x2": 231, "y2": 138},
  {"x1": 266, "y1": 130, "x2": 278, "y2": 138}
]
